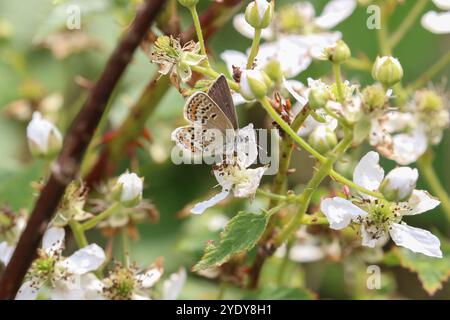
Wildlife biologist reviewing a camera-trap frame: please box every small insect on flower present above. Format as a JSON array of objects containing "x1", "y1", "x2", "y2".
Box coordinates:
[{"x1": 150, "y1": 35, "x2": 205, "y2": 84}]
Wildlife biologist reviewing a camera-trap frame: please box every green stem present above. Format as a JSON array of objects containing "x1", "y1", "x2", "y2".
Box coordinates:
[
  {"x1": 81, "y1": 202, "x2": 122, "y2": 231},
  {"x1": 217, "y1": 281, "x2": 227, "y2": 300},
  {"x1": 329, "y1": 170, "x2": 384, "y2": 199},
  {"x1": 246, "y1": 28, "x2": 262, "y2": 69},
  {"x1": 69, "y1": 220, "x2": 89, "y2": 248},
  {"x1": 190, "y1": 65, "x2": 240, "y2": 91},
  {"x1": 189, "y1": 6, "x2": 209, "y2": 66},
  {"x1": 300, "y1": 215, "x2": 329, "y2": 225},
  {"x1": 389, "y1": 0, "x2": 429, "y2": 48},
  {"x1": 377, "y1": 4, "x2": 391, "y2": 56},
  {"x1": 256, "y1": 189, "x2": 287, "y2": 202},
  {"x1": 332, "y1": 63, "x2": 345, "y2": 104},
  {"x1": 408, "y1": 51, "x2": 450, "y2": 91},
  {"x1": 259, "y1": 97, "x2": 326, "y2": 163},
  {"x1": 418, "y1": 152, "x2": 450, "y2": 221},
  {"x1": 276, "y1": 239, "x2": 292, "y2": 286},
  {"x1": 121, "y1": 228, "x2": 130, "y2": 268},
  {"x1": 274, "y1": 132, "x2": 353, "y2": 246}
]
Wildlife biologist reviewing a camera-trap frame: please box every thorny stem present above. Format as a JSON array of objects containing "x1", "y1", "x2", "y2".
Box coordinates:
[
  {"x1": 0, "y1": 0, "x2": 166, "y2": 300},
  {"x1": 189, "y1": 6, "x2": 209, "y2": 66},
  {"x1": 418, "y1": 151, "x2": 450, "y2": 221},
  {"x1": 274, "y1": 131, "x2": 353, "y2": 247},
  {"x1": 408, "y1": 51, "x2": 450, "y2": 91},
  {"x1": 246, "y1": 28, "x2": 262, "y2": 69},
  {"x1": 82, "y1": 202, "x2": 122, "y2": 231},
  {"x1": 389, "y1": 0, "x2": 429, "y2": 48}
]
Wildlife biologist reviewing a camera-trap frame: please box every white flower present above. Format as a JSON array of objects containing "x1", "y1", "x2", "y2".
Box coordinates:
[
  {"x1": 239, "y1": 70, "x2": 270, "y2": 101},
  {"x1": 101, "y1": 263, "x2": 163, "y2": 300},
  {"x1": 114, "y1": 171, "x2": 144, "y2": 207},
  {"x1": 0, "y1": 241, "x2": 14, "y2": 266},
  {"x1": 26, "y1": 112, "x2": 62, "y2": 158},
  {"x1": 421, "y1": 0, "x2": 450, "y2": 34},
  {"x1": 191, "y1": 124, "x2": 267, "y2": 214},
  {"x1": 320, "y1": 151, "x2": 442, "y2": 258},
  {"x1": 162, "y1": 268, "x2": 187, "y2": 300},
  {"x1": 16, "y1": 227, "x2": 106, "y2": 300}
]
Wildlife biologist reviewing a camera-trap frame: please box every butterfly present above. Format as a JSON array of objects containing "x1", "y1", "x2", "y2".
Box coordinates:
[{"x1": 171, "y1": 74, "x2": 239, "y2": 157}]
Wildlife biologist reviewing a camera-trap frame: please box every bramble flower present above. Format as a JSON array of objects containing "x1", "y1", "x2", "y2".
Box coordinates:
[
  {"x1": 16, "y1": 227, "x2": 106, "y2": 300},
  {"x1": 320, "y1": 151, "x2": 442, "y2": 258},
  {"x1": 26, "y1": 111, "x2": 62, "y2": 159},
  {"x1": 101, "y1": 262, "x2": 163, "y2": 300},
  {"x1": 421, "y1": 0, "x2": 450, "y2": 34},
  {"x1": 150, "y1": 36, "x2": 205, "y2": 83},
  {"x1": 113, "y1": 171, "x2": 144, "y2": 208},
  {"x1": 321, "y1": 40, "x2": 351, "y2": 63},
  {"x1": 191, "y1": 124, "x2": 267, "y2": 215}
]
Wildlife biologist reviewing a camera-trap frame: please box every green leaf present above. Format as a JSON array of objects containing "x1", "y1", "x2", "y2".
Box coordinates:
[
  {"x1": 392, "y1": 238, "x2": 450, "y2": 295},
  {"x1": 192, "y1": 211, "x2": 270, "y2": 271},
  {"x1": 243, "y1": 286, "x2": 315, "y2": 300}
]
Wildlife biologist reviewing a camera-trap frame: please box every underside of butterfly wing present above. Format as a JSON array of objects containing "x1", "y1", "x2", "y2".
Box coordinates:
[
  {"x1": 207, "y1": 74, "x2": 239, "y2": 129},
  {"x1": 171, "y1": 125, "x2": 226, "y2": 156}
]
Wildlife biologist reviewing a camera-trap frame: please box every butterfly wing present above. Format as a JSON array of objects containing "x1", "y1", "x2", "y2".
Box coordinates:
[
  {"x1": 207, "y1": 74, "x2": 238, "y2": 130},
  {"x1": 172, "y1": 91, "x2": 234, "y2": 155}
]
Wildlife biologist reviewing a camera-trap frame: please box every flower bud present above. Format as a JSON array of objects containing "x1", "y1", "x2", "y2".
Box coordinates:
[
  {"x1": 362, "y1": 84, "x2": 387, "y2": 113},
  {"x1": 308, "y1": 85, "x2": 330, "y2": 110},
  {"x1": 113, "y1": 172, "x2": 144, "y2": 208},
  {"x1": 372, "y1": 56, "x2": 403, "y2": 87},
  {"x1": 26, "y1": 112, "x2": 62, "y2": 159},
  {"x1": 245, "y1": 0, "x2": 274, "y2": 29},
  {"x1": 239, "y1": 69, "x2": 271, "y2": 101},
  {"x1": 323, "y1": 40, "x2": 351, "y2": 63},
  {"x1": 263, "y1": 59, "x2": 283, "y2": 83},
  {"x1": 308, "y1": 126, "x2": 337, "y2": 154},
  {"x1": 380, "y1": 167, "x2": 418, "y2": 202},
  {"x1": 177, "y1": 0, "x2": 198, "y2": 8}
]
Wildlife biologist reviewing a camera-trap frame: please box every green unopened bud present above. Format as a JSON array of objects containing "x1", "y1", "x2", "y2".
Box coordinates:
[
  {"x1": 308, "y1": 126, "x2": 337, "y2": 154},
  {"x1": 362, "y1": 84, "x2": 387, "y2": 112},
  {"x1": 372, "y1": 56, "x2": 403, "y2": 87},
  {"x1": 245, "y1": 0, "x2": 274, "y2": 29},
  {"x1": 263, "y1": 60, "x2": 283, "y2": 83},
  {"x1": 324, "y1": 40, "x2": 351, "y2": 63},
  {"x1": 239, "y1": 70, "x2": 271, "y2": 100},
  {"x1": 380, "y1": 167, "x2": 418, "y2": 202},
  {"x1": 177, "y1": 0, "x2": 198, "y2": 8},
  {"x1": 308, "y1": 86, "x2": 330, "y2": 109}
]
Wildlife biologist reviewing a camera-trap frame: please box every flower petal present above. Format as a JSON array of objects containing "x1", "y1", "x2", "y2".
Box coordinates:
[
  {"x1": 233, "y1": 167, "x2": 266, "y2": 198},
  {"x1": 16, "y1": 280, "x2": 41, "y2": 300},
  {"x1": 320, "y1": 197, "x2": 368, "y2": 230},
  {"x1": 353, "y1": 151, "x2": 384, "y2": 197},
  {"x1": 432, "y1": 0, "x2": 450, "y2": 10},
  {"x1": 283, "y1": 78, "x2": 307, "y2": 107},
  {"x1": 391, "y1": 129, "x2": 428, "y2": 165},
  {"x1": 421, "y1": 11, "x2": 450, "y2": 34},
  {"x1": 390, "y1": 223, "x2": 442, "y2": 258},
  {"x1": 162, "y1": 268, "x2": 187, "y2": 300},
  {"x1": 0, "y1": 241, "x2": 14, "y2": 266},
  {"x1": 63, "y1": 244, "x2": 106, "y2": 274},
  {"x1": 315, "y1": 0, "x2": 357, "y2": 29},
  {"x1": 191, "y1": 189, "x2": 231, "y2": 215},
  {"x1": 42, "y1": 227, "x2": 65, "y2": 255},
  {"x1": 235, "y1": 123, "x2": 258, "y2": 168},
  {"x1": 220, "y1": 50, "x2": 247, "y2": 75},
  {"x1": 232, "y1": 14, "x2": 274, "y2": 40},
  {"x1": 401, "y1": 190, "x2": 441, "y2": 216}
]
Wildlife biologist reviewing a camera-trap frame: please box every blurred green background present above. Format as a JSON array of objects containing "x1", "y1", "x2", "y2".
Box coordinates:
[{"x1": 0, "y1": 0, "x2": 449, "y2": 299}]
